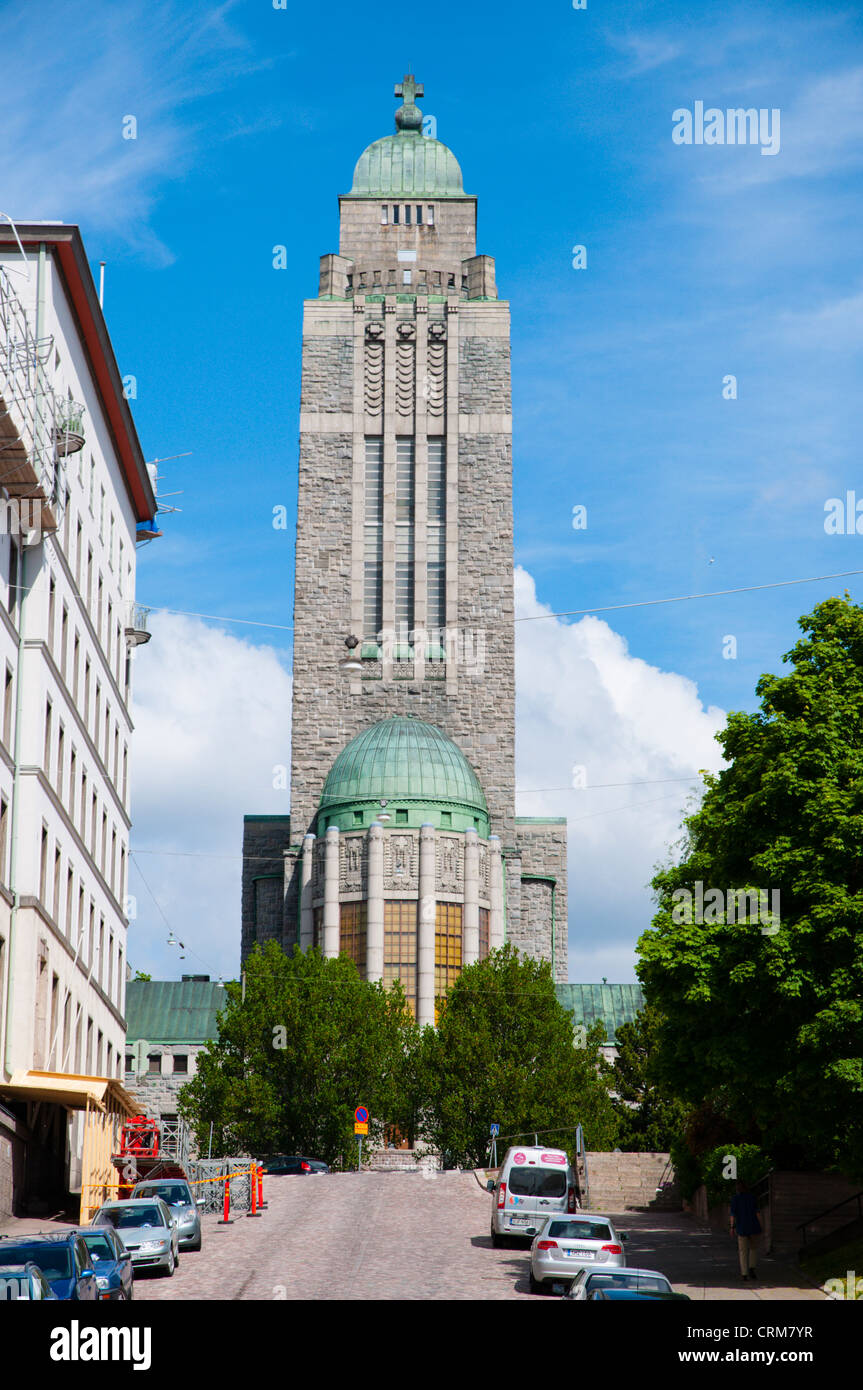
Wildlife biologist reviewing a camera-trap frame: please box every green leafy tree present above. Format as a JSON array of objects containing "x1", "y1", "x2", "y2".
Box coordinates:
[
  {"x1": 611, "y1": 1006, "x2": 688, "y2": 1151},
  {"x1": 424, "y1": 944, "x2": 619, "y2": 1167},
  {"x1": 639, "y1": 596, "x2": 863, "y2": 1180},
  {"x1": 132, "y1": 971, "x2": 152, "y2": 982},
  {"x1": 178, "y1": 941, "x2": 415, "y2": 1163}
]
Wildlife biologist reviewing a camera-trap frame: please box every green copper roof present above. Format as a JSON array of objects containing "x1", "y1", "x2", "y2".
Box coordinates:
[
  {"x1": 125, "y1": 980, "x2": 226, "y2": 1044},
  {"x1": 554, "y1": 983, "x2": 646, "y2": 1047},
  {"x1": 318, "y1": 716, "x2": 488, "y2": 834},
  {"x1": 348, "y1": 73, "x2": 468, "y2": 199}
]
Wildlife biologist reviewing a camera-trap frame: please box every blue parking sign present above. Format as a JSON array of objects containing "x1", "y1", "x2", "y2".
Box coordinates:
[{"x1": 490, "y1": 1124, "x2": 500, "y2": 1137}]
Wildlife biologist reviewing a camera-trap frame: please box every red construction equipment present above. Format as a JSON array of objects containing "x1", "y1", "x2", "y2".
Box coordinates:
[{"x1": 119, "y1": 1115, "x2": 160, "y2": 1160}]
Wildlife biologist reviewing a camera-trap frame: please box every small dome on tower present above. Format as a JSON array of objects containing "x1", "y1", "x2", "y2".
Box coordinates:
[{"x1": 348, "y1": 73, "x2": 466, "y2": 198}]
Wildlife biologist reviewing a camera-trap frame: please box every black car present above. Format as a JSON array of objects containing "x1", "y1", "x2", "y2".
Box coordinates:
[{"x1": 260, "y1": 1154, "x2": 329, "y2": 1176}]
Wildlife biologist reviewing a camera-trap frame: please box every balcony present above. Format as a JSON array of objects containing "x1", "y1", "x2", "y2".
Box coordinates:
[{"x1": 124, "y1": 602, "x2": 151, "y2": 647}]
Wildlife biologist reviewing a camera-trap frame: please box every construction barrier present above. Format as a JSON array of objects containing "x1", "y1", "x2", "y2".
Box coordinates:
[{"x1": 80, "y1": 1163, "x2": 258, "y2": 1222}]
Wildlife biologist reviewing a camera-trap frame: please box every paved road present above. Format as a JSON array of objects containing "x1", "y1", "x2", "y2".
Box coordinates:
[{"x1": 127, "y1": 1172, "x2": 826, "y2": 1302}]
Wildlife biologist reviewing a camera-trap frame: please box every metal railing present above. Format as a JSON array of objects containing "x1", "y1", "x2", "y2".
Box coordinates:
[
  {"x1": 797, "y1": 1189, "x2": 863, "y2": 1246},
  {"x1": 0, "y1": 264, "x2": 61, "y2": 506}
]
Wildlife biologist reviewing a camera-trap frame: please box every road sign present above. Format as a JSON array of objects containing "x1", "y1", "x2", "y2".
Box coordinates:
[
  {"x1": 490, "y1": 1124, "x2": 500, "y2": 1137},
  {"x1": 355, "y1": 1105, "x2": 369, "y2": 1124},
  {"x1": 354, "y1": 1122, "x2": 368, "y2": 1135}
]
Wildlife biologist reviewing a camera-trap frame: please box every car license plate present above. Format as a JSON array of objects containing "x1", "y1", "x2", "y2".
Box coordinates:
[
  {"x1": 510, "y1": 1216, "x2": 531, "y2": 1226},
  {"x1": 565, "y1": 1249, "x2": 594, "y2": 1258}
]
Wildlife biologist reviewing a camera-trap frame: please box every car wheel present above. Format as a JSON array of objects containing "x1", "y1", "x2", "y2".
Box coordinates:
[
  {"x1": 163, "y1": 1248, "x2": 175, "y2": 1278},
  {"x1": 529, "y1": 1272, "x2": 543, "y2": 1295}
]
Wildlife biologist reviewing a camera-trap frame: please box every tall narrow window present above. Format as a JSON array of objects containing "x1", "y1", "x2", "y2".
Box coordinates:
[
  {"x1": 364, "y1": 438, "x2": 383, "y2": 643},
  {"x1": 392, "y1": 204, "x2": 400, "y2": 225},
  {"x1": 340, "y1": 902, "x2": 367, "y2": 974},
  {"x1": 381, "y1": 205, "x2": 388, "y2": 225},
  {"x1": 427, "y1": 438, "x2": 446, "y2": 647},
  {"x1": 404, "y1": 204, "x2": 411, "y2": 225},
  {"x1": 383, "y1": 901, "x2": 417, "y2": 1016},
  {"x1": 434, "y1": 903, "x2": 463, "y2": 1019},
  {"x1": 395, "y1": 438, "x2": 415, "y2": 641}
]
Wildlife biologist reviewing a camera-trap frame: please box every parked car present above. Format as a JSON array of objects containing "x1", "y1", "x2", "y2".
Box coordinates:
[
  {"x1": 0, "y1": 1261, "x2": 58, "y2": 1300},
  {"x1": 131, "y1": 1178, "x2": 203, "y2": 1251},
  {"x1": 587, "y1": 1288, "x2": 691, "y2": 1300},
  {"x1": 0, "y1": 1232, "x2": 98, "y2": 1300},
  {"x1": 91, "y1": 1198, "x2": 179, "y2": 1276},
  {"x1": 567, "y1": 1266, "x2": 674, "y2": 1300},
  {"x1": 260, "y1": 1154, "x2": 329, "y2": 1176},
  {"x1": 72, "y1": 1226, "x2": 135, "y2": 1300},
  {"x1": 529, "y1": 1214, "x2": 628, "y2": 1294},
  {"x1": 489, "y1": 1145, "x2": 579, "y2": 1247}
]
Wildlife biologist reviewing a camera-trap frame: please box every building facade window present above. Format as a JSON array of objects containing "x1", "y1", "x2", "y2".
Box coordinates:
[
  {"x1": 383, "y1": 900, "x2": 417, "y2": 1015},
  {"x1": 173, "y1": 1054, "x2": 188, "y2": 1074},
  {"x1": 434, "y1": 902, "x2": 462, "y2": 1018},
  {"x1": 479, "y1": 906, "x2": 490, "y2": 961},
  {"x1": 427, "y1": 437, "x2": 446, "y2": 644},
  {"x1": 395, "y1": 438, "x2": 415, "y2": 640},
  {"x1": 363, "y1": 437, "x2": 383, "y2": 641},
  {"x1": 339, "y1": 901, "x2": 367, "y2": 974}
]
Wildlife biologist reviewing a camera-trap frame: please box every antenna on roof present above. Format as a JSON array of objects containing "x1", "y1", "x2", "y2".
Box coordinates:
[{"x1": 99, "y1": 261, "x2": 105, "y2": 308}]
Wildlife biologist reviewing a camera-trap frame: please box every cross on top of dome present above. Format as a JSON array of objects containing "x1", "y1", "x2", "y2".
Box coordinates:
[{"x1": 394, "y1": 73, "x2": 424, "y2": 133}]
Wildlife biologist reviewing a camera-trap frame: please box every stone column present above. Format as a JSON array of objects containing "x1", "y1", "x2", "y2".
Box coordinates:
[
  {"x1": 417, "y1": 823, "x2": 436, "y2": 1028},
  {"x1": 489, "y1": 834, "x2": 504, "y2": 949},
  {"x1": 463, "y1": 828, "x2": 480, "y2": 966},
  {"x1": 366, "y1": 822, "x2": 384, "y2": 982},
  {"x1": 300, "y1": 833, "x2": 315, "y2": 950},
  {"x1": 323, "y1": 825, "x2": 340, "y2": 958}
]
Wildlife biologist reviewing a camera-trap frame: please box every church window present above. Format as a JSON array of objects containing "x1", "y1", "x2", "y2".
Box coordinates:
[
  {"x1": 395, "y1": 439, "x2": 415, "y2": 639},
  {"x1": 440, "y1": 811, "x2": 452, "y2": 828},
  {"x1": 381, "y1": 205, "x2": 388, "y2": 225},
  {"x1": 392, "y1": 205, "x2": 400, "y2": 225},
  {"x1": 434, "y1": 902, "x2": 463, "y2": 1020},
  {"x1": 404, "y1": 205, "x2": 411, "y2": 225},
  {"x1": 402, "y1": 270, "x2": 411, "y2": 285},
  {"x1": 416, "y1": 206, "x2": 423, "y2": 225},
  {"x1": 427, "y1": 438, "x2": 446, "y2": 642},
  {"x1": 353, "y1": 810, "x2": 363, "y2": 825},
  {"x1": 340, "y1": 902, "x2": 367, "y2": 974},
  {"x1": 383, "y1": 901, "x2": 417, "y2": 1015},
  {"x1": 426, "y1": 206, "x2": 435, "y2": 226},
  {"x1": 395, "y1": 809, "x2": 408, "y2": 824},
  {"x1": 479, "y1": 907, "x2": 490, "y2": 961},
  {"x1": 364, "y1": 438, "x2": 383, "y2": 641}
]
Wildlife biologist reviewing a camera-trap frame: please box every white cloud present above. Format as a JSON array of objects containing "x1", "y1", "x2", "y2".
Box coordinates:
[
  {"x1": 127, "y1": 576, "x2": 727, "y2": 989},
  {"x1": 128, "y1": 613, "x2": 291, "y2": 981},
  {"x1": 514, "y1": 567, "x2": 727, "y2": 981}
]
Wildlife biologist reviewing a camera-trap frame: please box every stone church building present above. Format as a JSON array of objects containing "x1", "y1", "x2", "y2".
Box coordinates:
[{"x1": 242, "y1": 75, "x2": 567, "y2": 1026}]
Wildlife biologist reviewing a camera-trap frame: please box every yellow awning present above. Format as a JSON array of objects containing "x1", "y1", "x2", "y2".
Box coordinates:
[{"x1": 1, "y1": 1069, "x2": 137, "y2": 1115}]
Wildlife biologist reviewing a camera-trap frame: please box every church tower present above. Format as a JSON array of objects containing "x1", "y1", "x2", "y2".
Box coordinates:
[{"x1": 242, "y1": 76, "x2": 567, "y2": 1021}]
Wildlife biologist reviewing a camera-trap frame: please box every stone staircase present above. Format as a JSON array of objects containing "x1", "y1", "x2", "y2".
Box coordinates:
[
  {"x1": 368, "y1": 1148, "x2": 440, "y2": 1175},
  {"x1": 582, "y1": 1151, "x2": 680, "y2": 1213}
]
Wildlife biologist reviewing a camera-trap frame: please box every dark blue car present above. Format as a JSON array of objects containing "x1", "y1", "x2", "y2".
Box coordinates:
[
  {"x1": 0, "y1": 1233, "x2": 98, "y2": 1301},
  {"x1": 72, "y1": 1226, "x2": 134, "y2": 1301}
]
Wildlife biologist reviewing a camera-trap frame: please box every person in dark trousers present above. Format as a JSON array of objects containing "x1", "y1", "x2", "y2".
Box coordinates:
[{"x1": 730, "y1": 1179, "x2": 762, "y2": 1280}]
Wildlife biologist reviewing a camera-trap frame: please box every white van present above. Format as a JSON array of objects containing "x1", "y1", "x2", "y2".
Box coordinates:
[{"x1": 490, "y1": 1145, "x2": 579, "y2": 1246}]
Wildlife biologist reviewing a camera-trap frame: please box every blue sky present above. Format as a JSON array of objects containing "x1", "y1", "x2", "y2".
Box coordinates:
[{"x1": 3, "y1": 0, "x2": 862, "y2": 982}]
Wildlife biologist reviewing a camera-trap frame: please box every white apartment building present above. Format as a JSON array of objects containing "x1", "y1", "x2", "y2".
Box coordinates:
[{"x1": 0, "y1": 223, "x2": 157, "y2": 1218}]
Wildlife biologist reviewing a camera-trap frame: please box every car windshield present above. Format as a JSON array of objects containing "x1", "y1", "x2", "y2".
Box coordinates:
[
  {"x1": 586, "y1": 1272, "x2": 669, "y2": 1292},
  {"x1": 508, "y1": 1168, "x2": 566, "y2": 1198},
  {"x1": 81, "y1": 1234, "x2": 116, "y2": 1261},
  {"x1": 547, "y1": 1220, "x2": 612, "y2": 1241},
  {"x1": 0, "y1": 1244, "x2": 72, "y2": 1278},
  {"x1": 135, "y1": 1184, "x2": 191, "y2": 1205},
  {"x1": 98, "y1": 1205, "x2": 164, "y2": 1230}
]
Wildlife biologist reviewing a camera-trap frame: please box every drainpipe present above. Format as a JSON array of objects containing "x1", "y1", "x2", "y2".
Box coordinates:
[{"x1": 2, "y1": 244, "x2": 44, "y2": 1080}]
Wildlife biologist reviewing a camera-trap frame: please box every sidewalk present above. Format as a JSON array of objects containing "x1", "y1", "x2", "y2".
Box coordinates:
[{"x1": 618, "y1": 1208, "x2": 827, "y2": 1301}]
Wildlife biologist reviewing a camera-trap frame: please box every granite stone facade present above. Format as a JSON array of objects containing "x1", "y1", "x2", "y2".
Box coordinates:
[{"x1": 241, "y1": 81, "x2": 567, "y2": 986}]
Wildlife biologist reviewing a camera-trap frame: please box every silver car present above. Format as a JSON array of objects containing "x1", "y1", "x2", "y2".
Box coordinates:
[
  {"x1": 567, "y1": 1266, "x2": 673, "y2": 1300},
  {"x1": 529, "y1": 1214, "x2": 628, "y2": 1294},
  {"x1": 131, "y1": 1179, "x2": 203, "y2": 1251},
  {"x1": 91, "y1": 1198, "x2": 179, "y2": 1276}
]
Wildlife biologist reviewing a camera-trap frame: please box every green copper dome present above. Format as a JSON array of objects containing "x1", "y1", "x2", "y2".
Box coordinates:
[
  {"x1": 347, "y1": 73, "x2": 468, "y2": 199},
  {"x1": 318, "y1": 716, "x2": 489, "y2": 835}
]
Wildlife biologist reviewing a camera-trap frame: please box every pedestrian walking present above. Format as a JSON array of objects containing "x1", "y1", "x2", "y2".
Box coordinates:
[{"x1": 730, "y1": 1179, "x2": 762, "y2": 1280}]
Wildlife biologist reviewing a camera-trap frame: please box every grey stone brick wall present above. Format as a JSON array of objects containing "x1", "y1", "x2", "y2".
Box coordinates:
[
  {"x1": 458, "y1": 338, "x2": 511, "y2": 414},
  {"x1": 513, "y1": 821, "x2": 569, "y2": 982},
  {"x1": 241, "y1": 817, "x2": 290, "y2": 965},
  {"x1": 299, "y1": 336, "x2": 354, "y2": 413}
]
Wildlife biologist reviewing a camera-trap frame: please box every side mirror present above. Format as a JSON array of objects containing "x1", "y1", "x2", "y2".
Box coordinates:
[
  {"x1": 621, "y1": 1232, "x2": 629, "y2": 1242},
  {"x1": 486, "y1": 1180, "x2": 495, "y2": 1193},
  {"x1": 80, "y1": 1268, "x2": 95, "y2": 1280}
]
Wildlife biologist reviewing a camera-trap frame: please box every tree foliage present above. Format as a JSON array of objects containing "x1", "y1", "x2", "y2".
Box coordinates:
[
  {"x1": 178, "y1": 941, "x2": 416, "y2": 1163},
  {"x1": 611, "y1": 1006, "x2": 689, "y2": 1152},
  {"x1": 422, "y1": 944, "x2": 619, "y2": 1167},
  {"x1": 639, "y1": 596, "x2": 863, "y2": 1180}
]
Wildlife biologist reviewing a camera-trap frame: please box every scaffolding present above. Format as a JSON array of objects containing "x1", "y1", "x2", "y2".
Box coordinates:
[{"x1": 0, "y1": 263, "x2": 74, "y2": 534}]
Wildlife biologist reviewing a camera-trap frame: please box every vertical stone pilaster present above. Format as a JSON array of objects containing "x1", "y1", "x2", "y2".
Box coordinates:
[
  {"x1": 463, "y1": 828, "x2": 479, "y2": 965},
  {"x1": 367, "y1": 822, "x2": 384, "y2": 982},
  {"x1": 445, "y1": 298, "x2": 459, "y2": 692},
  {"x1": 323, "y1": 826, "x2": 340, "y2": 958},
  {"x1": 417, "y1": 823, "x2": 436, "y2": 1027},
  {"x1": 489, "y1": 835, "x2": 504, "y2": 949},
  {"x1": 300, "y1": 833, "x2": 315, "y2": 950}
]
